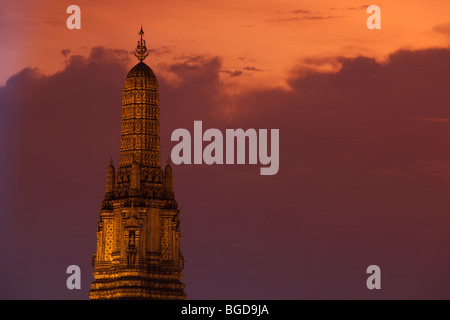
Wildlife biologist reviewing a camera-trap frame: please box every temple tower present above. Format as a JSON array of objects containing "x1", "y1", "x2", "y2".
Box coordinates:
[{"x1": 89, "y1": 27, "x2": 185, "y2": 300}]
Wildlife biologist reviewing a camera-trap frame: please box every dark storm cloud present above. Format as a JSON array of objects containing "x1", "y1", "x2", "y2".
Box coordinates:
[
  {"x1": 1, "y1": 45, "x2": 450, "y2": 299},
  {"x1": 214, "y1": 48, "x2": 450, "y2": 298},
  {"x1": 0, "y1": 47, "x2": 130, "y2": 299},
  {"x1": 160, "y1": 55, "x2": 225, "y2": 128},
  {"x1": 166, "y1": 47, "x2": 450, "y2": 299}
]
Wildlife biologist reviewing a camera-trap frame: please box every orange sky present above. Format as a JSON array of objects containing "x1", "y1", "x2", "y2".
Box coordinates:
[{"x1": 1, "y1": 0, "x2": 450, "y2": 89}]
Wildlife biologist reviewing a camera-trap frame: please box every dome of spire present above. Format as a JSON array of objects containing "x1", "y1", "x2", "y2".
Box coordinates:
[
  {"x1": 123, "y1": 61, "x2": 158, "y2": 91},
  {"x1": 126, "y1": 61, "x2": 156, "y2": 79}
]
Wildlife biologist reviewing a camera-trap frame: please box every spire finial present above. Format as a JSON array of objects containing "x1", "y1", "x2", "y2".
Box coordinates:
[
  {"x1": 134, "y1": 25, "x2": 149, "y2": 62},
  {"x1": 109, "y1": 157, "x2": 114, "y2": 166}
]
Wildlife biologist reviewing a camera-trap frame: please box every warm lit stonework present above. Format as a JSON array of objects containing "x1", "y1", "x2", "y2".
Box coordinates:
[{"x1": 89, "y1": 27, "x2": 186, "y2": 300}]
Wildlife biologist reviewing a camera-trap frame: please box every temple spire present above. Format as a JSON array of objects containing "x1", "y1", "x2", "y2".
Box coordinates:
[
  {"x1": 90, "y1": 28, "x2": 185, "y2": 301},
  {"x1": 134, "y1": 25, "x2": 149, "y2": 62}
]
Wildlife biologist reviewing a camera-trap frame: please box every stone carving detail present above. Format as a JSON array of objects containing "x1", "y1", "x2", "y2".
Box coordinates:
[
  {"x1": 104, "y1": 220, "x2": 113, "y2": 261},
  {"x1": 161, "y1": 219, "x2": 171, "y2": 261}
]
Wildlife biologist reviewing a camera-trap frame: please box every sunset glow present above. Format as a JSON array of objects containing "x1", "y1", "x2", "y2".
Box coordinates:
[{"x1": 2, "y1": 0, "x2": 450, "y2": 89}]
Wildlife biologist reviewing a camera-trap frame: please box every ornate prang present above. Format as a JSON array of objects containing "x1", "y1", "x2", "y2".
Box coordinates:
[
  {"x1": 134, "y1": 25, "x2": 149, "y2": 62},
  {"x1": 90, "y1": 30, "x2": 185, "y2": 300}
]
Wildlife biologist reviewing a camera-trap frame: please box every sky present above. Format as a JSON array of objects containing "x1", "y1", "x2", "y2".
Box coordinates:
[
  {"x1": 2, "y1": 0, "x2": 450, "y2": 88},
  {"x1": 1, "y1": 0, "x2": 450, "y2": 299}
]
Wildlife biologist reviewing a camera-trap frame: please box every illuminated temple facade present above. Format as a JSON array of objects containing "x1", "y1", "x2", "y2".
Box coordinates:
[{"x1": 89, "y1": 28, "x2": 186, "y2": 300}]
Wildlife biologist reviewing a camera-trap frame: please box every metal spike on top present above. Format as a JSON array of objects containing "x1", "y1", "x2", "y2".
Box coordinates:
[{"x1": 134, "y1": 25, "x2": 149, "y2": 62}]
